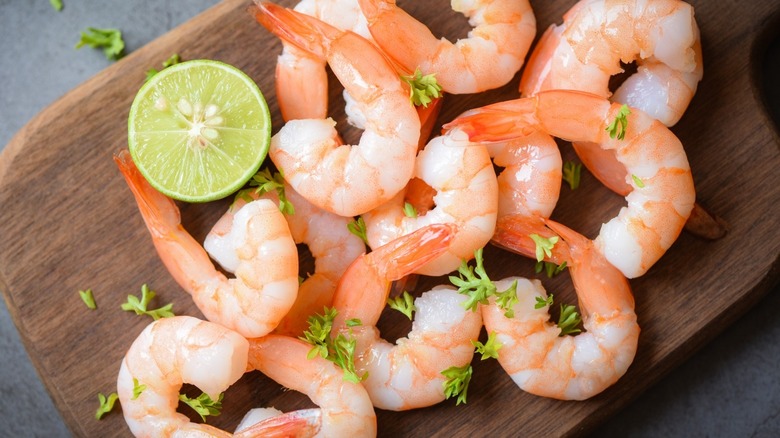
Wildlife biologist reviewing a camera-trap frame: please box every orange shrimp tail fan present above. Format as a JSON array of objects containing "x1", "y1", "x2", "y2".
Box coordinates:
[
  {"x1": 113, "y1": 149, "x2": 180, "y2": 237},
  {"x1": 491, "y1": 215, "x2": 571, "y2": 266},
  {"x1": 443, "y1": 99, "x2": 537, "y2": 143},
  {"x1": 234, "y1": 409, "x2": 322, "y2": 438},
  {"x1": 249, "y1": 1, "x2": 334, "y2": 60},
  {"x1": 369, "y1": 223, "x2": 457, "y2": 281}
]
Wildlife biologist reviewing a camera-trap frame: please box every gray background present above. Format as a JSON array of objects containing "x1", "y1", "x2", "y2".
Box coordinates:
[{"x1": 1, "y1": 1, "x2": 778, "y2": 437}]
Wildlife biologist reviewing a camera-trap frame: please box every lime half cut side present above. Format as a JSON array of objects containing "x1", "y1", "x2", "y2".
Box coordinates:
[{"x1": 128, "y1": 59, "x2": 271, "y2": 202}]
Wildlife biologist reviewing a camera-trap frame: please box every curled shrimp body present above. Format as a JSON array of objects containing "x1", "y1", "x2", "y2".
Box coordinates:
[
  {"x1": 117, "y1": 316, "x2": 249, "y2": 437},
  {"x1": 363, "y1": 129, "x2": 498, "y2": 276},
  {"x1": 488, "y1": 218, "x2": 639, "y2": 400},
  {"x1": 485, "y1": 130, "x2": 562, "y2": 221},
  {"x1": 357, "y1": 0, "x2": 536, "y2": 94},
  {"x1": 331, "y1": 224, "x2": 483, "y2": 410},
  {"x1": 246, "y1": 335, "x2": 377, "y2": 437},
  {"x1": 115, "y1": 151, "x2": 299, "y2": 338},
  {"x1": 445, "y1": 90, "x2": 695, "y2": 278},
  {"x1": 205, "y1": 181, "x2": 365, "y2": 337},
  {"x1": 252, "y1": 2, "x2": 421, "y2": 217},
  {"x1": 520, "y1": 0, "x2": 703, "y2": 127}
]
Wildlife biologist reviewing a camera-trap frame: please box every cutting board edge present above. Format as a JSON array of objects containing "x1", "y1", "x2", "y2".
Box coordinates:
[
  {"x1": 571, "y1": 257, "x2": 780, "y2": 437},
  {"x1": 1, "y1": 0, "x2": 780, "y2": 436}
]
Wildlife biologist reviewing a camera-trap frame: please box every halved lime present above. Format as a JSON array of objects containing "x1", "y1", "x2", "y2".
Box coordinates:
[{"x1": 128, "y1": 59, "x2": 271, "y2": 202}]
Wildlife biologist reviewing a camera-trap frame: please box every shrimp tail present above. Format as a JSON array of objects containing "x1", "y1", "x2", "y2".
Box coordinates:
[
  {"x1": 546, "y1": 219, "x2": 634, "y2": 317},
  {"x1": 683, "y1": 202, "x2": 728, "y2": 240},
  {"x1": 444, "y1": 100, "x2": 537, "y2": 143},
  {"x1": 250, "y1": 1, "x2": 334, "y2": 60},
  {"x1": 113, "y1": 149, "x2": 180, "y2": 238},
  {"x1": 491, "y1": 215, "x2": 568, "y2": 265},
  {"x1": 333, "y1": 224, "x2": 457, "y2": 326},
  {"x1": 234, "y1": 409, "x2": 322, "y2": 438},
  {"x1": 115, "y1": 149, "x2": 222, "y2": 306},
  {"x1": 368, "y1": 223, "x2": 457, "y2": 280}
]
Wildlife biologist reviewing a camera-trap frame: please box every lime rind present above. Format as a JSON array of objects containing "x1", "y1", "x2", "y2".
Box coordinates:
[{"x1": 128, "y1": 59, "x2": 271, "y2": 203}]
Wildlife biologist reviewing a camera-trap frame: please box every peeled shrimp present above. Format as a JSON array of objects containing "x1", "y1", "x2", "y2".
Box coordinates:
[
  {"x1": 357, "y1": 0, "x2": 536, "y2": 94},
  {"x1": 115, "y1": 151, "x2": 299, "y2": 338},
  {"x1": 205, "y1": 181, "x2": 365, "y2": 337},
  {"x1": 117, "y1": 316, "x2": 249, "y2": 437},
  {"x1": 445, "y1": 90, "x2": 696, "y2": 278},
  {"x1": 363, "y1": 129, "x2": 498, "y2": 276},
  {"x1": 488, "y1": 218, "x2": 639, "y2": 400},
  {"x1": 520, "y1": 0, "x2": 703, "y2": 127},
  {"x1": 330, "y1": 224, "x2": 483, "y2": 410},
  {"x1": 245, "y1": 334, "x2": 377, "y2": 437},
  {"x1": 251, "y1": 2, "x2": 421, "y2": 217}
]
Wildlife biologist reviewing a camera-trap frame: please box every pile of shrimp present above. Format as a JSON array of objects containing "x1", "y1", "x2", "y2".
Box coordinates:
[{"x1": 113, "y1": 0, "x2": 720, "y2": 435}]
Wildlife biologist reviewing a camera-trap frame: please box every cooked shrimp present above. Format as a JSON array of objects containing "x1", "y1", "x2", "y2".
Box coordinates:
[
  {"x1": 117, "y1": 316, "x2": 249, "y2": 437},
  {"x1": 488, "y1": 217, "x2": 639, "y2": 400},
  {"x1": 251, "y1": 2, "x2": 421, "y2": 217},
  {"x1": 485, "y1": 130, "x2": 562, "y2": 220},
  {"x1": 204, "y1": 180, "x2": 365, "y2": 337},
  {"x1": 363, "y1": 129, "x2": 498, "y2": 276},
  {"x1": 245, "y1": 334, "x2": 377, "y2": 437},
  {"x1": 520, "y1": 0, "x2": 703, "y2": 127},
  {"x1": 445, "y1": 90, "x2": 696, "y2": 278},
  {"x1": 330, "y1": 224, "x2": 482, "y2": 410},
  {"x1": 115, "y1": 151, "x2": 299, "y2": 338},
  {"x1": 357, "y1": 0, "x2": 536, "y2": 94}
]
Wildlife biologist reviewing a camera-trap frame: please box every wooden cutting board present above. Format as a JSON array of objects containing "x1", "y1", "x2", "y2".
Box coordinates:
[{"x1": 1, "y1": 0, "x2": 779, "y2": 436}]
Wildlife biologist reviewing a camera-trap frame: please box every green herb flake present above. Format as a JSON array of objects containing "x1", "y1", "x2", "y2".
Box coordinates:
[
  {"x1": 121, "y1": 284, "x2": 175, "y2": 320},
  {"x1": 558, "y1": 303, "x2": 582, "y2": 336},
  {"x1": 299, "y1": 307, "x2": 367, "y2": 383},
  {"x1": 632, "y1": 174, "x2": 646, "y2": 188},
  {"x1": 50, "y1": 0, "x2": 63, "y2": 12},
  {"x1": 534, "y1": 260, "x2": 567, "y2": 278},
  {"x1": 347, "y1": 216, "x2": 368, "y2": 245},
  {"x1": 606, "y1": 104, "x2": 631, "y2": 140},
  {"x1": 146, "y1": 53, "x2": 182, "y2": 82},
  {"x1": 534, "y1": 294, "x2": 554, "y2": 310},
  {"x1": 95, "y1": 392, "x2": 118, "y2": 420},
  {"x1": 387, "y1": 291, "x2": 416, "y2": 320},
  {"x1": 441, "y1": 364, "x2": 472, "y2": 405},
  {"x1": 449, "y1": 248, "x2": 496, "y2": 312},
  {"x1": 238, "y1": 168, "x2": 295, "y2": 215},
  {"x1": 494, "y1": 280, "x2": 519, "y2": 318},
  {"x1": 562, "y1": 161, "x2": 582, "y2": 190},
  {"x1": 401, "y1": 68, "x2": 442, "y2": 108},
  {"x1": 79, "y1": 288, "x2": 97, "y2": 310},
  {"x1": 472, "y1": 331, "x2": 502, "y2": 360},
  {"x1": 403, "y1": 202, "x2": 418, "y2": 218},
  {"x1": 179, "y1": 392, "x2": 223, "y2": 423},
  {"x1": 75, "y1": 27, "x2": 125, "y2": 61},
  {"x1": 529, "y1": 234, "x2": 559, "y2": 263},
  {"x1": 131, "y1": 378, "x2": 146, "y2": 400}
]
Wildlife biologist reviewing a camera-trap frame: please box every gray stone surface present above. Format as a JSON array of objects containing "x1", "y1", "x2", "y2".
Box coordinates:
[{"x1": 0, "y1": 1, "x2": 778, "y2": 437}]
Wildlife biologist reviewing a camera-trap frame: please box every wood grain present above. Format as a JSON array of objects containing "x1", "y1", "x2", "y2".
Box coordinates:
[{"x1": 1, "y1": 0, "x2": 779, "y2": 436}]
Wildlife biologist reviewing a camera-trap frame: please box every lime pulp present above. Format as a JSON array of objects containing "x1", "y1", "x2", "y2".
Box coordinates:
[{"x1": 127, "y1": 59, "x2": 271, "y2": 202}]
